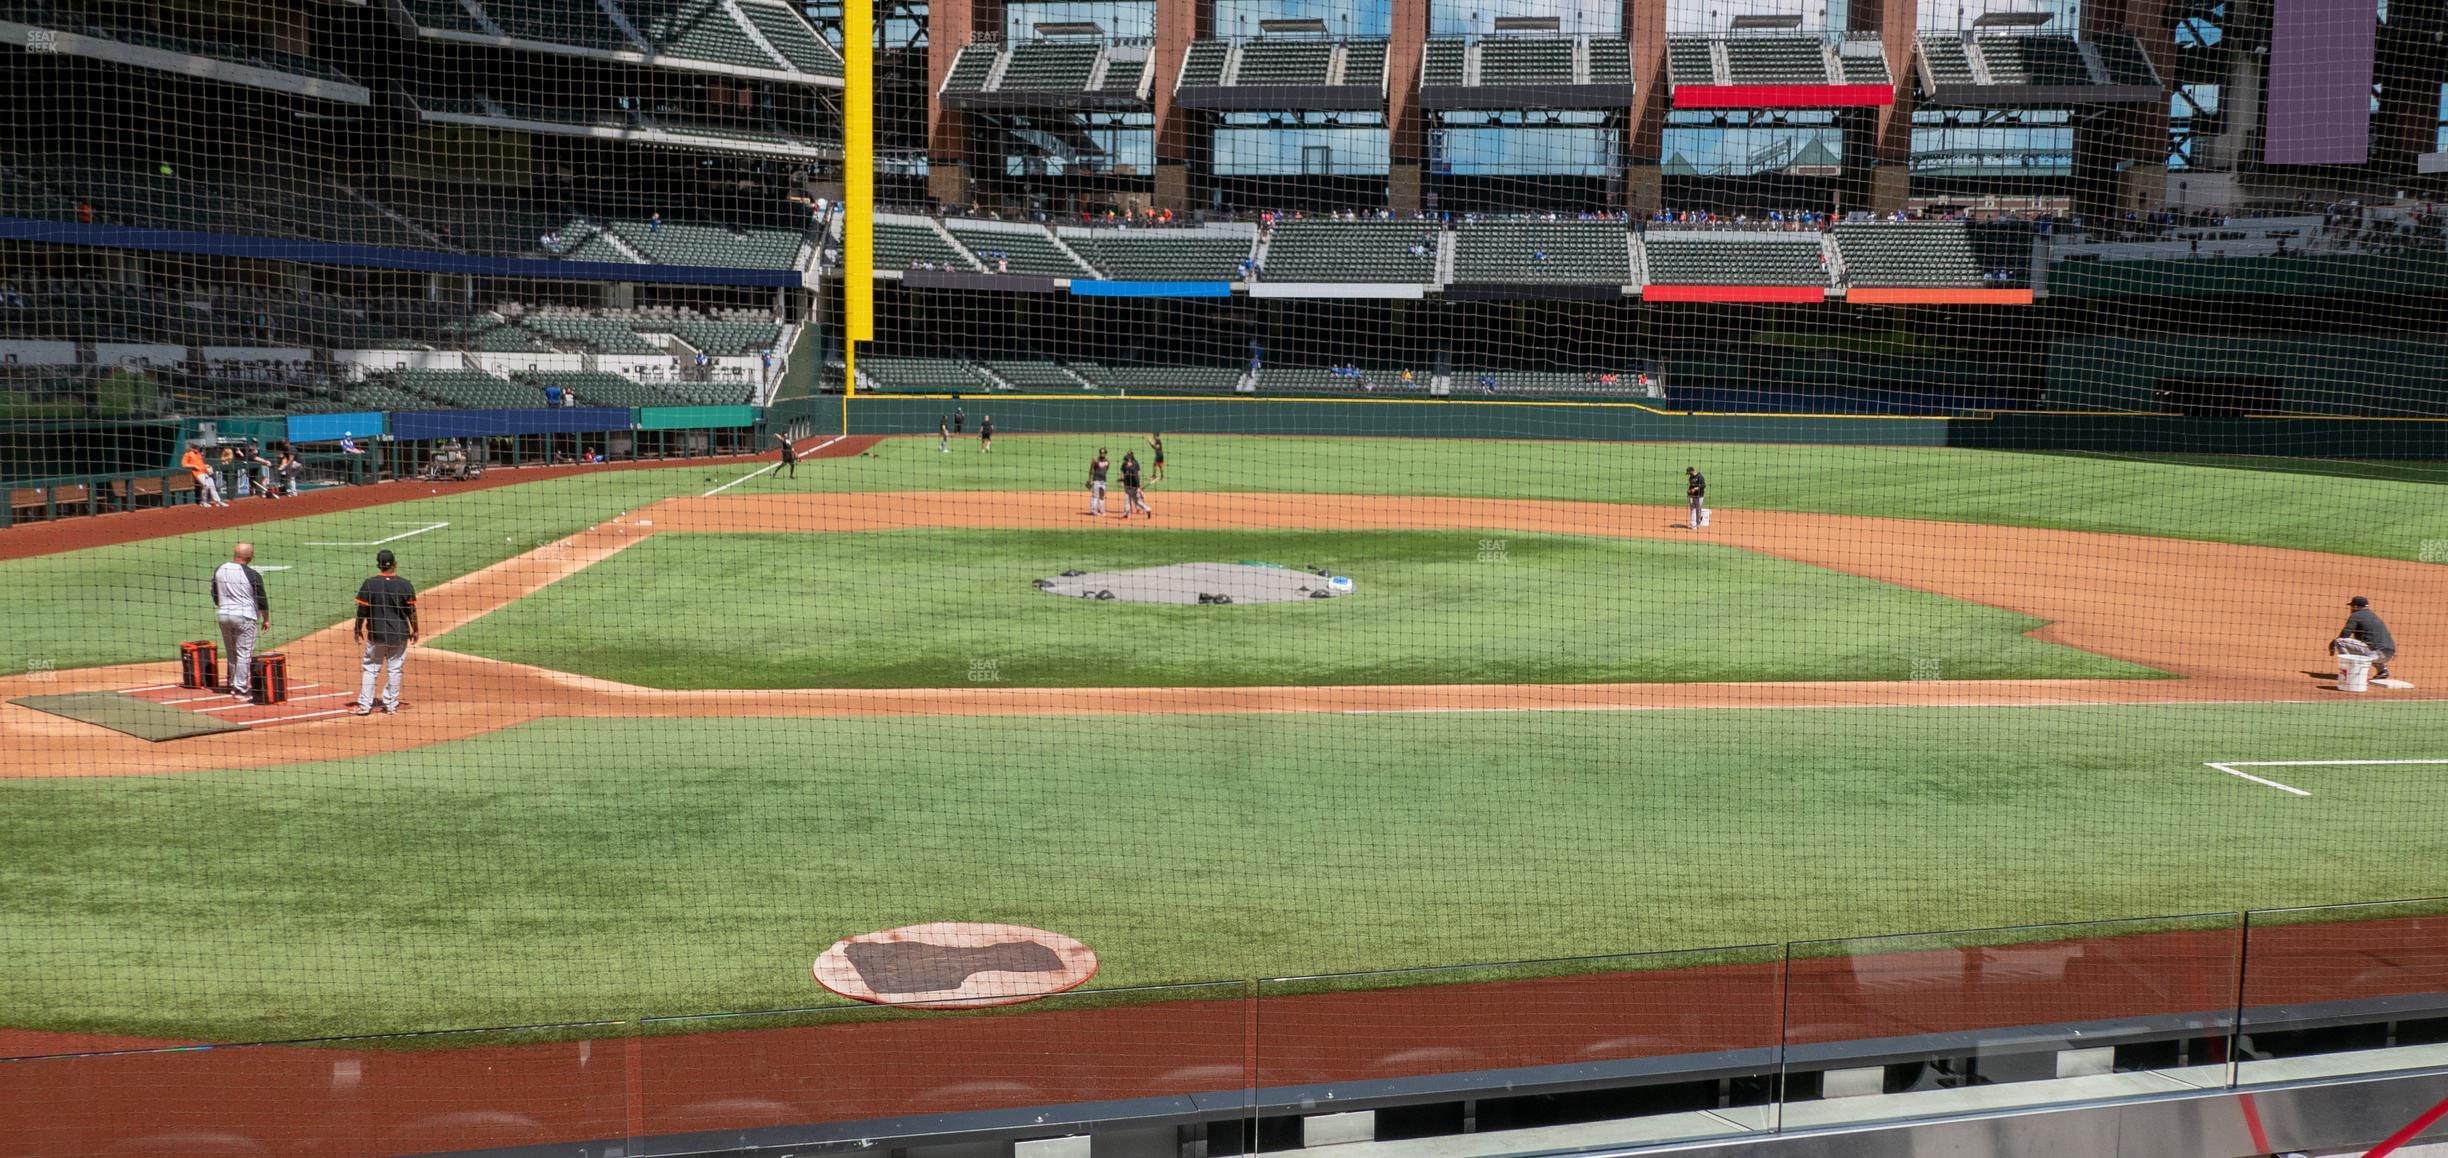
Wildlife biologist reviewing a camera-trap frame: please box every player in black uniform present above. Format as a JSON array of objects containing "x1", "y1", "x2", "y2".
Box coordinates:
[
  {"x1": 773, "y1": 431, "x2": 798, "y2": 479},
  {"x1": 351, "y1": 549, "x2": 419, "y2": 715},
  {"x1": 1685, "y1": 466, "x2": 1707, "y2": 529},
  {"x1": 979, "y1": 414, "x2": 994, "y2": 452},
  {"x1": 953, "y1": 406, "x2": 966, "y2": 434},
  {"x1": 1146, "y1": 433, "x2": 1166, "y2": 482},
  {"x1": 1121, "y1": 452, "x2": 1153, "y2": 518},
  {"x1": 1087, "y1": 449, "x2": 1110, "y2": 516}
]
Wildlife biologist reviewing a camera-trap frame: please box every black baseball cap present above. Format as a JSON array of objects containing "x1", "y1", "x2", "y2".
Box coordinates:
[
  {"x1": 376, "y1": 549, "x2": 397, "y2": 570},
  {"x1": 2350, "y1": 595, "x2": 2369, "y2": 607}
]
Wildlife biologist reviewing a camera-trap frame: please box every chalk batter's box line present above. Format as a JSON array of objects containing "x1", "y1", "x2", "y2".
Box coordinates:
[{"x1": 2204, "y1": 758, "x2": 2448, "y2": 797}]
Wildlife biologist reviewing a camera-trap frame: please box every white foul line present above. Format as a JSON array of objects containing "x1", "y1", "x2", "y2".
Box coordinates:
[
  {"x1": 197, "y1": 691, "x2": 350, "y2": 713},
  {"x1": 2204, "y1": 763, "x2": 2314, "y2": 797},
  {"x1": 2202, "y1": 759, "x2": 2448, "y2": 798},
  {"x1": 242, "y1": 708, "x2": 353, "y2": 726},
  {"x1": 701, "y1": 435, "x2": 847, "y2": 498},
  {"x1": 306, "y1": 522, "x2": 450, "y2": 547},
  {"x1": 2225, "y1": 759, "x2": 2448, "y2": 767}
]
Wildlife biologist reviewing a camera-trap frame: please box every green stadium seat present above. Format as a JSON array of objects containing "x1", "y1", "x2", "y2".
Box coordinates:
[
  {"x1": 1258, "y1": 219, "x2": 1439, "y2": 283},
  {"x1": 944, "y1": 225, "x2": 1093, "y2": 276},
  {"x1": 1454, "y1": 220, "x2": 1631, "y2": 285},
  {"x1": 1068, "y1": 230, "x2": 1255, "y2": 281}
]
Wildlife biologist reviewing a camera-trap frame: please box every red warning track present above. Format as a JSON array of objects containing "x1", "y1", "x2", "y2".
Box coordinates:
[{"x1": 0, "y1": 435, "x2": 880, "y2": 563}]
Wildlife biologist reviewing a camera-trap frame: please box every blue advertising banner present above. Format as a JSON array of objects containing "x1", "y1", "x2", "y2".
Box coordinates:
[
  {"x1": 286, "y1": 412, "x2": 385, "y2": 444},
  {"x1": 1069, "y1": 280, "x2": 1234, "y2": 298}
]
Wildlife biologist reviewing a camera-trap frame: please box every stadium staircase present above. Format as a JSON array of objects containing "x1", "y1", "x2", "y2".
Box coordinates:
[
  {"x1": 595, "y1": 0, "x2": 649, "y2": 49},
  {"x1": 723, "y1": 0, "x2": 799, "y2": 72}
]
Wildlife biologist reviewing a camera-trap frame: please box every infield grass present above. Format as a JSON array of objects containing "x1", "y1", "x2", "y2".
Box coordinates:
[
  {"x1": 4, "y1": 701, "x2": 2445, "y2": 1043},
  {"x1": 436, "y1": 529, "x2": 2156, "y2": 688}
]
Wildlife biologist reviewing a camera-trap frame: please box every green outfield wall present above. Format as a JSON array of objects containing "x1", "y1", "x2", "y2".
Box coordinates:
[{"x1": 838, "y1": 395, "x2": 2448, "y2": 458}]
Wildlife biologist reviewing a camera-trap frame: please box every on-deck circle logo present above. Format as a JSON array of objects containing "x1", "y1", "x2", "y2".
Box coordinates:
[{"x1": 813, "y1": 922, "x2": 1098, "y2": 1009}]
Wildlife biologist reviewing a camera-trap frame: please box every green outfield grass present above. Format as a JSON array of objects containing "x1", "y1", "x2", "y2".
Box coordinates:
[
  {"x1": 436, "y1": 530, "x2": 2154, "y2": 688},
  {"x1": 3, "y1": 701, "x2": 2444, "y2": 1043},
  {"x1": 4, "y1": 438, "x2": 2441, "y2": 676},
  {"x1": 795, "y1": 435, "x2": 2448, "y2": 561}
]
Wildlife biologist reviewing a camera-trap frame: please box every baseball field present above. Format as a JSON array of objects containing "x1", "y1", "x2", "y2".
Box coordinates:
[{"x1": 3, "y1": 430, "x2": 2446, "y2": 1054}]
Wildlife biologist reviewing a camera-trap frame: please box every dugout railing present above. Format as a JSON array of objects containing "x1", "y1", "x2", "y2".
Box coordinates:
[{"x1": 6, "y1": 898, "x2": 2446, "y2": 1158}]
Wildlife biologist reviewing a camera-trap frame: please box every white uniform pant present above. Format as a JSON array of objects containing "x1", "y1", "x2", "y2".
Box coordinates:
[
  {"x1": 359, "y1": 640, "x2": 408, "y2": 711},
  {"x1": 217, "y1": 613, "x2": 258, "y2": 693}
]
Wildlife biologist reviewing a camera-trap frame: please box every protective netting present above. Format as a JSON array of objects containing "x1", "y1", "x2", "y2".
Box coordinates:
[{"x1": 6, "y1": 0, "x2": 2448, "y2": 1155}]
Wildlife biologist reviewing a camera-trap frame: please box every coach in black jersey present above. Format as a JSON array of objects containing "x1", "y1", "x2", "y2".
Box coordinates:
[
  {"x1": 1685, "y1": 467, "x2": 1707, "y2": 530},
  {"x1": 352, "y1": 549, "x2": 419, "y2": 716}
]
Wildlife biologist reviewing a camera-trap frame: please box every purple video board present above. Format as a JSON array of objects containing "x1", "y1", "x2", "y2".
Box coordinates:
[{"x1": 2264, "y1": 0, "x2": 2377, "y2": 165}]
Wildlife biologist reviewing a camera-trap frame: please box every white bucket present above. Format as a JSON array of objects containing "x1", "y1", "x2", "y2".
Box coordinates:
[
  {"x1": 1698, "y1": 507, "x2": 1712, "y2": 527},
  {"x1": 2339, "y1": 653, "x2": 2375, "y2": 693}
]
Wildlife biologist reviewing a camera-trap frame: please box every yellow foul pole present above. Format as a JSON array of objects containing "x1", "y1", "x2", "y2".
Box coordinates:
[{"x1": 841, "y1": 0, "x2": 874, "y2": 435}]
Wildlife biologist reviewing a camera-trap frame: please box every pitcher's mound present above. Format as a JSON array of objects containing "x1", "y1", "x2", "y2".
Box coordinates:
[{"x1": 1037, "y1": 562, "x2": 1348, "y2": 605}]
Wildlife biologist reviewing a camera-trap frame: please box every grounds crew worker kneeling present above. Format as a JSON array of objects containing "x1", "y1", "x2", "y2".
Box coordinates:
[
  {"x1": 353, "y1": 549, "x2": 419, "y2": 716},
  {"x1": 2339, "y1": 595, "x2": 2397, "y2": 681}
]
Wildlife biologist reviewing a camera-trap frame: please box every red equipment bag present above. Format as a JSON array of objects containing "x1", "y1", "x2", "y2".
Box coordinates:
[
  {"x1": 249, "y1": 654, "x2": 288, "y2": 705},
  {"x1": 180, "y1": 641, "x2": 218, "y2": 690}
]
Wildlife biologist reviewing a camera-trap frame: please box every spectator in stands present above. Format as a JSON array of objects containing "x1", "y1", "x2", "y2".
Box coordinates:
[
  {"x1": 542, "y1": 382, "x2": 565, "y2": 407},
  {"x1": 76, "y1": 201, "x2": 94, "y2": 225},
  {"x1": 275, "y1": 444, "x2": 301, "y2": 498},
  {"x1": 584, "y1": 446, "x2": 603, "y2": 464},
  {"x1": 184, "y1": 442, "x2": 227, "y2": 508},
  {"x1": 1478, "y1": 373, "x2": 1498, "y2": 394},
  {"x1": 649, "y1": 212, "x2": 663, "y2": 233}
]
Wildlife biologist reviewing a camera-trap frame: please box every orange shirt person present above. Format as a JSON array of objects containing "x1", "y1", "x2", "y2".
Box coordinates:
[{"x1": 183, "y1": 444, "x2": 227, "y2": 508}]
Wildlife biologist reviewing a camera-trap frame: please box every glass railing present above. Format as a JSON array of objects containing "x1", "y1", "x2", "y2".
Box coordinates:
[{"x1": 4, "y1": 900, "x2": 2445, "y2": 1156}]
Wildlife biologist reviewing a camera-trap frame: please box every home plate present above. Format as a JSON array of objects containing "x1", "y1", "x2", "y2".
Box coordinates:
[{"x1": 2375, "y1": 678, "x2": 2417, "y2": 689}]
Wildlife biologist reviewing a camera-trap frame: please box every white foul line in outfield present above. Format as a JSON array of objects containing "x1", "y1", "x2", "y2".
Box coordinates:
[
  {"x1": 307, "y1": 521, "x2": 450, "y2": 547},
  {"x1": 701, "y1": 435, "x2": 846, "y2": 498},
  {"x1": 2204, "y1": 759, "x2": 2448, "y2": 797}
]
